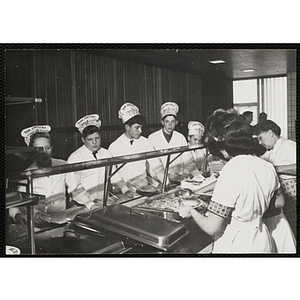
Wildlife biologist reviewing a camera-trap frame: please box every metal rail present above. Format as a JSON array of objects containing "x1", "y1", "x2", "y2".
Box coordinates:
[
  {"x1": 19, "y1": 145, "x2": 206, "y2": 178},
  {"x1": 18, "y1": 145, "x2": 207, "y2": 206},
  {"x1": 8, "y1": 144, "x2": 207, "y2": 253}
]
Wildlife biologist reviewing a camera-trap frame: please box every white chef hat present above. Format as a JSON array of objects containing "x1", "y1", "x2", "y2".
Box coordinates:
[
  {"x1": 188, "y1": 121, "x2": 205, "y2": 136},
  {"x1": 118, "y1": 103, "x2": 141, "y2": 124},
  {"x1": 75, "y1": 114, "x2": 102, "y2": 133},
  {"x1": 160, "y1": 102, "x2": 179, "y2": 118},
  {"x1": 21, "y1": 125, "x2": 51, "y2": 146}
]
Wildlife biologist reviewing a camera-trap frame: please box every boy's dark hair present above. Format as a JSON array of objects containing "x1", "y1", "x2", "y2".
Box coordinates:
[
  {"x1": 259, "y1": 112, "x2": 267, "y2": 120},
  {"x1": 162, "y1": 114, "x2": 178, "y2": 121},
  {"x1": 253, "y1": 120, "x2": 281, "y2": 136},
  {"x1": 82, "y1": 125, "x2": 101, "y2": 138},
  {"x1": 243, "y1": 111, "x2": 253, "y2": 118},
  {"x1": 125, "y1": 115, "x2": 146, "y2": 127}
]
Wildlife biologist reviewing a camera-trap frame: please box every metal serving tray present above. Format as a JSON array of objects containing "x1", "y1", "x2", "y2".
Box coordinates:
[
  {"x1": 132, "y1": 206, "x2": 187, "y2": 223},
  {"x1": 133, "y1": 193, "x2": 208, "y2": 224},
  {"x1": 22, "y1": 224, "x2": 130, "y2": 254},
  {"x1": 73, "y1": 204, "x2": 190, "y2": 251}
]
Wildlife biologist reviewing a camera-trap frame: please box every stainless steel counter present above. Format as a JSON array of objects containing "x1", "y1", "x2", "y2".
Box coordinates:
[{"x1": 6, "y1": 189, "x2": 213, "y2": 255}]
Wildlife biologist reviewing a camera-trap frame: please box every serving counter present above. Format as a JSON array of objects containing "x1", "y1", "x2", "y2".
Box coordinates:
[{"x1": 6, "y1": 145, "x2": 214, "y2": 255}]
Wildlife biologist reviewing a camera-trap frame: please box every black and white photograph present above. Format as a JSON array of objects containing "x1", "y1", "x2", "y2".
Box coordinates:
[
  {"x1": 3, "y1": 45, "x2": 298, "y2": 256},
  {"x1": 1, "y1": 2, "x2": 299, "y2": 299}
]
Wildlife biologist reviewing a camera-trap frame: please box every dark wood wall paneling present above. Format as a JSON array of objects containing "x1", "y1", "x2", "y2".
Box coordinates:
[
  {"x1": 5, "y1": 50, "x2": 232, "y2": 160},
  {"x1": 5, "y1": 51, "x2": 37, "y2": 147}
]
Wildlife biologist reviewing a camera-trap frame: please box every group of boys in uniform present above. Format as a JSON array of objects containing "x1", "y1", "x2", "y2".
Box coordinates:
[{"x1": 9, "y1": 102, "x2": 207, "y2": 227}]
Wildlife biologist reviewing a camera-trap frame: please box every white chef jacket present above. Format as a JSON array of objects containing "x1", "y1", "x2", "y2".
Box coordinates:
[
  {"x1": 211, "y1": 155, "x2": 279, "y2": 253},
  {"x1": 67, "y1": 145, "x2": 128, "y2": 209},
  {"x1": 108, "y1": 133, "x2": 165, "y2": 188},
  {"x1": 181, "y1": 144, "x2": 208, "y2": 176},
  {"x1": 10, "y1": 158, "x2": 67, "y2": 219},
  {"x1": 260, "y1": 137, "x2": 296, "y2": 180},
  {"x1": 148, "y1": 129, "x2": 188, "y2": 178}
]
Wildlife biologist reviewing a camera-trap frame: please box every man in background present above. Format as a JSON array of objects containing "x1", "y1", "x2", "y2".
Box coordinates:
[
  {"x1": 254, "y1": 120, "x2": 296, "y2": 236},
  {"x1": 243, "y1": 111, "x2": 255, "y2": 134}
]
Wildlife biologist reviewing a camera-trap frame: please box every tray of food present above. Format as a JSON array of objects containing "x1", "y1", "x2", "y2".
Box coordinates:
[
  {"x1": 138, "y1": 196, "x2": 204, "y2": 210},
  {"x1": 134, "y1": 195, "x2": 207, "y2": 223},
  {"x1": 165, "y1": 198, "x2": 203, "y2": 210}
]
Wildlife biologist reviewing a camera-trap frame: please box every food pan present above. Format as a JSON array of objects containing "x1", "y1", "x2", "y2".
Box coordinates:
[
  {"x1": 134, "y1": 195, "x2": 206, "y2": 223},
  {"x1": 73, "y1": 204, "x2": 190, "y2": 251},
  {"x1": 132, "y1": 206, "x2": 186, "y2": 223}
]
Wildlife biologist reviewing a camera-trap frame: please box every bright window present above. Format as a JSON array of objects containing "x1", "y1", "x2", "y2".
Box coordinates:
[
  {"x1": 233, "y1": 79, "x2": 258, "y2": 125},
  {"x1": 233, "y1": 79, "x2": 257, "y2": 104},
  {"x1": 233, "y1": 77, "x2": 288, "y2": 138}
]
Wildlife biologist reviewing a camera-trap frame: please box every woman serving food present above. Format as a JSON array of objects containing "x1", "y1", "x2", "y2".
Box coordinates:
[{"x1": 175, "y1": 113, "x2": 284, "y2": 253}]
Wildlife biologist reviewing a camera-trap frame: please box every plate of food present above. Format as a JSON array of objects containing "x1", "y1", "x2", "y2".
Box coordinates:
[
  {"x1": 165, "y1": 198, "x2": 203, "y2": 210},
  {"x1": 193, "y1": 175, "x2": 218, "y2": 194},
  {"x1": 180, "y1": 174, "x2": 205, "y2": 191}
]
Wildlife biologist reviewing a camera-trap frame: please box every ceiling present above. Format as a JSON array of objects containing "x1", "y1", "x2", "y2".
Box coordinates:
[{"x1": 88, "y1": 48, "x2": 297, "y2": 79}]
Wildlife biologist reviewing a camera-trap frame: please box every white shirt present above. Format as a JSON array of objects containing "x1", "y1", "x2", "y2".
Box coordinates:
[
  {"x1": 148, "y1": 129, "x2": 188, "y2": 178},
  {"x1": 261, "y1": 137, "x2": 296, "y2": 180},
  {"x1": 108, "y1": 133, "x2": 165, "y2": 188},
  {"x1": 10, "y1": 158, "x2": 67, "y2": 219},
  {"x1": 213, "y1": 155, "x2": 280, "y2": 219},
  {"x1": 67, "y1": 145, "x2": 127, "y2": 209},
  {"x1": 181, "y1": 145, "x2": 208, "y2": 175},
  {"x1": 211, "y1": 155, "x2": 280, "y2": 253}
]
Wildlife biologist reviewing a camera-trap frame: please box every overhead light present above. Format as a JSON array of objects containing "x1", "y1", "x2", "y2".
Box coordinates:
[
  {"x1": 209, "y1": 60, "x2": 226, "y2": 64},
  {"x1": 242, "y1": 69, "x2": 255, "y2": 73}
]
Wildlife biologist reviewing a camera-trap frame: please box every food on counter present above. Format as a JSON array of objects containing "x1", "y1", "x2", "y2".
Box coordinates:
[
  {"x1": 176, "y1": 188, "x2": 192, "y2": 197},
  {"x1": 196, "y1": 174, "x2": 218, "y2": 192},
  {"x1": 140, "y1": 198, "x2": 173, "y2": 210},
  {"x1": 139, "y1": 196, "x2": 203, "y2": 211},
  {"x1": 184, "y1": 180, "x2": 202, "y2": 185},
  {"x1": 181, "y1": 173, "x2": 218, "y2": 194},
  {"x1": 165, "y1": 198, "x2": 202, "y2": 209}
]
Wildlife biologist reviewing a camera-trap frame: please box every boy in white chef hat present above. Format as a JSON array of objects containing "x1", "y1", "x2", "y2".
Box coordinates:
[
  {"x1": 118, "y1": 102, "x2": 146, "y2": 126},
  {"x1": 10, "y1": 125, "x2": 68, "y2": 226},
  {"x1": 148, "y1": 102, "x2": 188, "y2": 182},
  {"x1": 67, "y1": 114, "x2": 133, "y2": 209},
  {"x1": 187, "y1": 121, "x2": 205, "y2": 147},
  {"x1": 21, "y1": 125, "x2": 51, "y2": 146},
  {"x1": 75, "y1": 114, "x2": 102, "y2": 135},
  {"x1": 109, "y1": 103, "x2": 165, "y2": 190},
  {"x1": 182, "y1": 121, "x2": 209, "y2": 179},
  {"x1": 160, "y1": 101, "x2": 179, "y2": 120}
]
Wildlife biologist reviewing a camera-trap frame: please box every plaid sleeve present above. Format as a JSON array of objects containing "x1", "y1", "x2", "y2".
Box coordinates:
[{"x1": 207, "y1": 200, "x2": 233, "y2": 219}]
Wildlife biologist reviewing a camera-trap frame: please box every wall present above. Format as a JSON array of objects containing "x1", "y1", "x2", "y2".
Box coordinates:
[
  {"x1": 201, "y1": 72, "x2": 233, "y2": 121},
  {"x1": 5, "y1": 50, "x2": 232, "y2": 160},
  {"x1": 287, "y1": 72, "x2": 296, "y2": 141}
]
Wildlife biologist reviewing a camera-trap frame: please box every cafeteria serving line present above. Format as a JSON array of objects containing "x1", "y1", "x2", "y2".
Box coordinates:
[{"x1": 4, "y1": 48, "x2": 297, "y2": 255}]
